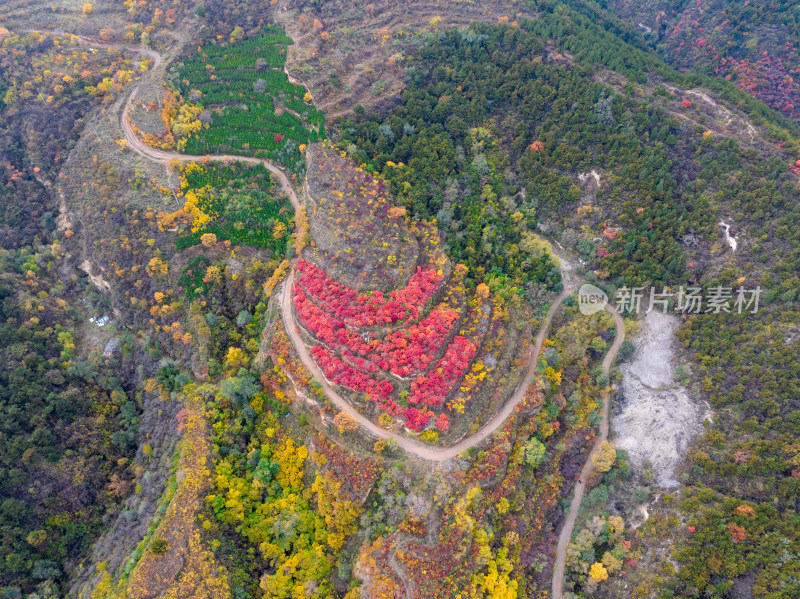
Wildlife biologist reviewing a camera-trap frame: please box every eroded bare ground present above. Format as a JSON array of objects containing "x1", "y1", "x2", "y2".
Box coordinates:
[
  {"x1": 272, "y1": 0, "x2": 531, "y2": 120},
  {"x1": 613, "y1": 310, "x2": 704, "y2": 487}
]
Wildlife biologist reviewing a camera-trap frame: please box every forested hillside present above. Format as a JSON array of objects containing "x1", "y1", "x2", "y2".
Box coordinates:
[
  {"x1": 0, "y1": 1, "x2": 798, "y2": 598},
  {"x1": 0, "y1": 32, "x2": 148, "y2": 596}
]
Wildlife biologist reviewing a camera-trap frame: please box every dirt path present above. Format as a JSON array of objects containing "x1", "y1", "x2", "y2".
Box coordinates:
[
  {"x1": 20, "y1": 29, "x2": 301, "y2": 212},
  {"x1": 118, "y1": 100, "x2": 302, "y2": 212},
  {"x1": 119, "y1": 83, "x2": 301, "y2": 211},
  {"x1": 551, "y1": 303, "x2": 625, "y2": 599},
  {"x1": 281, "y1": 280, "x2": 585, "y2": 460},
  {"x1": 387, "y1": 551, "x2": 415, "y2": 598},
  {"x1": 22, "y1": 29, "x2": 163, "y2": 69}
]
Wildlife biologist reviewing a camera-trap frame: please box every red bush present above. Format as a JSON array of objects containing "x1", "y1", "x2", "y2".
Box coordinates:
[
  {"x1": 295, "y1": 259, "x2": 442, "y2": 326},
  {"x1": 373, "y1": 305, "x2": 460, "y2": 376},
  {"x1": 409, "y1": 336, "x2": 476, "y2": 408},
  {"x1": 294, "y1": 282, "x2": 460, "y2": 377},
  {"x1": 436, "y1": 413, "x2": 450, "y2": 431},
  {"x1": 293, "y1": 283, "x2": 345, "y2": 347},
  {"x1": 403, "y1": 407, "x2": 431, "y2": 431},
  {"x1": 311, "y1": 346, "x2": 393, "y2": 400},
  {"x1": 295, "y1": 259, "x2": 481, "y2": 430}
]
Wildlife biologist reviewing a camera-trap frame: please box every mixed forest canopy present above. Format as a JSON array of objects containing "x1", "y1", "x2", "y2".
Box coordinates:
[
  {"x1": 0, "y1": 1, "x2": 798, "y2": 598},
  {"x1": 341, "y1": 15, "x2": 800, "y2": 597}
]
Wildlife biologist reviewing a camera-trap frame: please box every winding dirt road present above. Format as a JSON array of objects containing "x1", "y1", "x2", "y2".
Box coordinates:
[
  {"x1": 86, "y1": 31, "x2": 624, "y2": 463},
  {"x1": 30, "y1": 28, "x2": 625, "y2": 593},
  {"x1": 23, "y1": 30, "x2": 302, "y2": 212},
  {"x1": 281, "y1": 283, "x2": 587, "y2": 460},
  {"x1": 119, "y1": 82, "x2": 302, "y2": 212}
]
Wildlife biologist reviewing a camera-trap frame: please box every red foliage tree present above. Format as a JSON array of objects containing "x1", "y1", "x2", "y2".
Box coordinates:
[
  {"x1": 409, "y1": 336, "x2": 477, "y2": 407},
  {"x1": 436, "y1": 413, "x2": 450, "y2": 431}
]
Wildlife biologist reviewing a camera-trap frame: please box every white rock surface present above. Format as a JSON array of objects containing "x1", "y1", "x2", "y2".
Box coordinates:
[{"x1": 614, "y1": 311, "x2": 703, "y2": 487}]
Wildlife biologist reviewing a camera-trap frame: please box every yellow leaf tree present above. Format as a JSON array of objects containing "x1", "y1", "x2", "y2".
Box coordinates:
[
  {"x1": 592, "y1": 440, "x2": 616, "y2": 473},
  {"x1": 589, "y1": 562, "x2": 608, "y2": 582}
]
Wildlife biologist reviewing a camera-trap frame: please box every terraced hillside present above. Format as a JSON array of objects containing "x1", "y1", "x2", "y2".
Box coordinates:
[
  {"x1": 293, "y1": 145, "x2": 535, "y2": 441},
  {"x1": 170, "y1": 25, "x2": 325, "y2": 174}
]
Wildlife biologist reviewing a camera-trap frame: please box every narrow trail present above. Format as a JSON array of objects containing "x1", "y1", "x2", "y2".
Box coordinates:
[
  {"x1": 281, "y1": 282, "x2": 585, "y2": 461},
  {"x1": 118, "y1": 85, "x2": 302, "y2": 212},
  {"x1": 551, "y1": 303, "x2": 625, "y2": 599},
  {"x1": 19, "y1": 30, "x2": 302, "y2": 213},
  {"x1": 24, "y1": 35, "x2": 627, "y2": 589}
]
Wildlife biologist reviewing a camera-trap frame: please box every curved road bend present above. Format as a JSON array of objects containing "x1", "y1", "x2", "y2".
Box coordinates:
[
  {"x1": 112, "y1": 34, "x2": 626, "y2": 597},
  {"x1": 19, "y1": 30, "x2": 301, "y2": 212},
  {"x1": 98, "y1": 30, "x2": 608, "y2": 463},
  {"x1": 119, "y1": 93, "x2": 302, "y2": 212},
  {"x1": 280, "y1": 284, "x2": 578, "y2": 461},
  {"x1": 25, "y1": 29, "x2": 626, "y2": 593}
]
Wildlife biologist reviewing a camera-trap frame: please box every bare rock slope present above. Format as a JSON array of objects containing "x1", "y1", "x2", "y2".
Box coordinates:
[{"x1": 614, "y1": 311, "x2": 703, "y2": 487}]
